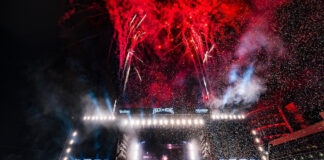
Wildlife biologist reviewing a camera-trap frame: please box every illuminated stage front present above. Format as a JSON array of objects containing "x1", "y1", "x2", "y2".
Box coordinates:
[{"x1": 58, "y1": 107, "x2": 267, "y2": 160}]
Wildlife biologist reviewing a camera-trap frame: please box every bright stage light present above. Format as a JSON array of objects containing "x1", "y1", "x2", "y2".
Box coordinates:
[
  {"x1": 63, "y1": 156, "x2": 68, "y2": 160},
  {"x1": 224, "y1": 114, "x2": 228, "y2": 119},
  {"x1": 128, "y1": 140, "x2": 140, "y2": 160},
  {"x1": 182, "y1": 119, "x2": 186, "y2": 125},
  {"x1": 211, "y1": 114, "x2": 216, "y2": 119},
  {"x1": 162, "y1": 155, "x2": 168, "y2": 160},
  {"x1": 164, "y1": 119, "x2": 168, "y2": 125},
  {"x1": 147, "y1": 119, "x2": 152, "y2": 126},
  {"x1": 123, "y1": 119, "x2": 128, "y2": 126},
  {"x1": 199, "y1": 119, "x2": 204, "y2": 125},
  {"x1": 258, "y1": 146, "x2": 264, "y2": 152},
  {"x1": 130, "y1": 119, "x2": 135, "y2": 126},
  {"x1": 176, "y1": 119, "x2": 180, "y2": 125},
  {"x1": 251, "y1": 130, "x2": 257, "y2": 135},
  {"x1": 255, "y1": 138, "x2": 260, "y2": 143},
  {"x1": 72, "y1": 131, "x2": 77, "y2": 137},
  {"x1": 92, "y1": 116, "x2": 95, "y2": 120},
  {"x1": 135, "y1": 119, "x2": 140, "y2": 126},
  {"x1": 233, "y1": 115, "x2": 237, "y2": 119},
  {"x1": 194, "y1": 119, "x2": 198, "y2": 125},
  {"x1": 83, "y1": 116, "x2": 87, "y2": 120},
  {"x1": 141, "y1": 119, "x2": 146, "y2": 125},
  {"x1": 242, "y1": 115, "x2": 246, "y2": 119},
  {"x1": 69, "y1": 139, "x2": 74, "y2": 145},
  {"x1": 187, "y1": 141, "x2": 199, "y2": 160},
  {"x1": 170, "y1": 119, "x2": 174, "y2": 125},
  {"x1": 103, "y1": 116, "x2": 107, "y2": 120},
  {"x1": 261, "y1": 155, "x2": 267, "y2": 160},
  {"x1": 159, "y1": 119, "x2": 163, "y2": 125},
  {"x1": 66, "y1": 147, "x2": 71, "y2": 153},
  {"x1": 153, "y1": 119, "x2": 157, "y2": 125},
  {"x1": 188, "y1": 119, "x2": 192, "y2": 125}
]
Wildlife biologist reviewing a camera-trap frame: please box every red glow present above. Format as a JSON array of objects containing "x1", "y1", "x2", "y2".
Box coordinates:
[
  {"x1": 253, "y1": 123, "x2": 286, "y2": 131},
  {"x1": 105, "y1": 0, "x2": 288, "y2": 107},
  {"x1": 263, "y1": 133, "x2": 288, "y2": 140}
]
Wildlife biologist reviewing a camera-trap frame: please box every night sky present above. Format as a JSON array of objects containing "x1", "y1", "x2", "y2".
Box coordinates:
[{"x1": 1, "y1": 0, "x2": 323, "y2": 159}]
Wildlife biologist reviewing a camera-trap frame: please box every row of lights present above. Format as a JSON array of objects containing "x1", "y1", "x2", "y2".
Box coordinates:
[
  {"x1": 211, "y1": 114, "x2": 246, "y2": 120},
  {"x1": 62, "y1": 131, "x2": 78, "y2": 160},
  {"x1": 83, "y1": 115, "x2": 116, "y2": 121},
  {"x1": 251, "y1": 130, "x2": 268, "y2": 160},
  {"x1": 121, "y1": 118, "x2": 204, "y2": 127}
]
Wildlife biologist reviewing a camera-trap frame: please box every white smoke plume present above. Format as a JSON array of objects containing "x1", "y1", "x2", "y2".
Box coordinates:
[{"x1": 209, "y1": 74, "x2": 266, "y2": 110}]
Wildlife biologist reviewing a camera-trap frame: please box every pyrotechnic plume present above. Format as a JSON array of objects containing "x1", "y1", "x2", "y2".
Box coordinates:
[{"x1": 106, "y1": 0, "x2": 288, "y2": 108}]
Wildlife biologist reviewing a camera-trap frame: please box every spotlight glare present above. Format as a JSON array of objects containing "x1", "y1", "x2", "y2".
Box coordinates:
[
  {"x1": 170, "y1": 119, "x2": 174, "y2": 125},
  {"x1": 135, "y1": 119, "x2": 140, "y2": 126},
  {"x1": 164, "y1": 119, "x2": 168, "y2": 125},
  {"x1": 199, "y1": 119, "x2": 204, "y2": 125},
  {"x1": 182, "y1": 119, "x2": 186, "y2": 125},
  {"x1": 159, "y1": 119, "x2": 163, "y2": 125},
  {"x1": 147, "y1": 119, "x2": 152, "y2": 126},
  {"x1": 123, "y1": 119, "x2": 128, "y2": 126},
  {"x1": 162, "y1": 155, "x2": 168, "y2": 160},
  {"x1": 130, "y1": 120, "x2": 135, "y2": 126},
  {"x1": 194, "y1": 119, "x2": 198, "y2": 125},
  {"x1": 255, "y1": 138, "x2": 260, "y2": 143},
  {"x1": 233, "y1": 115, "x2": 237, "y2": 119},
  {"x1": 141, "y1": 119, "x2": 146, "y2": 125},
  {"x1": 72, "y1": 131, "x2": 77, "y2": 137},
  {"x1": 176, "y1": 119, "x2": 181, "y2": 125},
  {"x1": 258, "y1": 146, "x2": 264, "y2": 152},
  {"x1": 251, "y1": 130, "x2": 257, "y2": 135},
  {"x1": 211, "y1": 114, "x2": 216, "y2": 119},
  {"x1": 153, "y1": 119, "x2": 157, "y2": 125},
  {"x1": 188, "y1": 119, "x2": 192, "y2": 125},
  {"x1": 69, "y1": 139, "x2": 74, "y2": 145},
  {"x1": 66, "y1": 147, "x2": 71, "y2": 153},
  {"x1": 261, "y1": 155, "x2": 267, "y2": 160},
  {"x1": 63, "y1": 156, "x2": 68, "y2": 160}
]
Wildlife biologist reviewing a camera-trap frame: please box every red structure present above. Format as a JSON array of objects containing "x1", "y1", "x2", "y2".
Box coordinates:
[{"x1": 247, "y1": 101, "x2": 299, "y2": 142}]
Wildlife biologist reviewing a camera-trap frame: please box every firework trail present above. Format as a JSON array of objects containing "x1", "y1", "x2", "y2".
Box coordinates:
[{"x1": 106, "y1": 0, "x2": 289, "y2": 108}]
